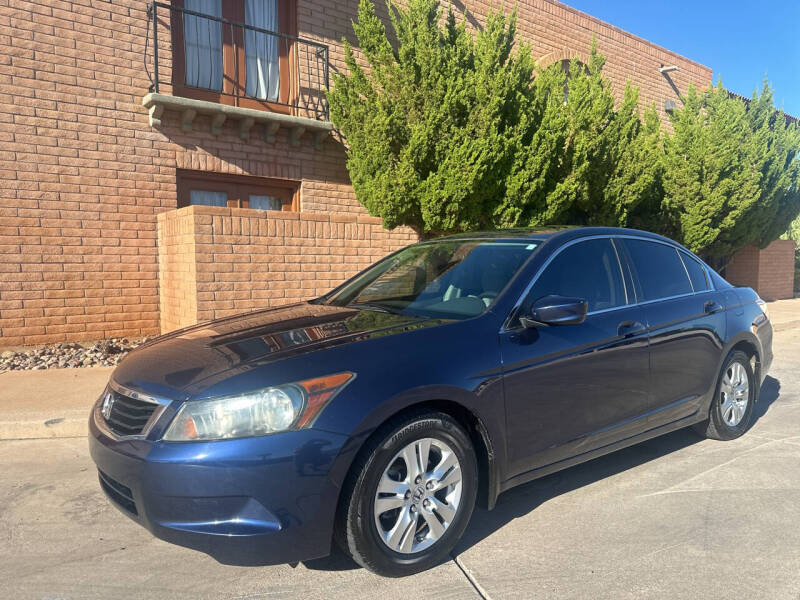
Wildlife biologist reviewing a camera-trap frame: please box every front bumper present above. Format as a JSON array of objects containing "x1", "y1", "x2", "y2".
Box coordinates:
[{"x1": 88, "y1": 412, "x2": 350, "y2": 566}]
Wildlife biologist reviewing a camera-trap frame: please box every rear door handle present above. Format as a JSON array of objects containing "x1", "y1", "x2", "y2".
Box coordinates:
[
  {"x1": 704, "y1": 300, "x2": 723, "y2": 314},
  {"x1": 618, "y1": 321, "x2": 646, "y2": 337}
]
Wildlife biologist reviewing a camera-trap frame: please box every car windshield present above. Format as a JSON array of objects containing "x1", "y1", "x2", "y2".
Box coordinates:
[{"x1": 323, "y1": 239, "x2": 538, "y2": 319}]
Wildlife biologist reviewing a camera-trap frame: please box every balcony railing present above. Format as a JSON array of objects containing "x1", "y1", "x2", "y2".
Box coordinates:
[{"x1": 145, "y1": 1, "x2": 330, "y2": 122}]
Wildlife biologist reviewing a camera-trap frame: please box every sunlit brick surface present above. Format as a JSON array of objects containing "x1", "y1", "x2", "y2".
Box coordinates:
[
  {"x1": 0, "y1": 0, "x2": 711, "y2": 345},
  {"x1": 157, "y1": 206, "x2": 416, "y2": 332},
  {"x1": 726, "y1": 240, "x2": 796, "y2": 301}
]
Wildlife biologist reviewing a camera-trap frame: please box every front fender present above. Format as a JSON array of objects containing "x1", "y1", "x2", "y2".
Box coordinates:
[{"x1": 323, "y1": 379, "x2": 507, "y2": 511}]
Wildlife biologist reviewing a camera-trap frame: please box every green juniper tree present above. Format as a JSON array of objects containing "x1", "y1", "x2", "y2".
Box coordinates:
[
  {"x1": 328, "y1": 0, "x2": 536, "y2": 237},
  {"x1": 328, "y1": 0, "x2": 800, "y2": 260},
  {"x1": 662, "y1": 82, "x2": 800, "y2": 260},
  {"x1": 329, "y1": 0, "x2": 665, "y2": 237},
  {"x1": 500, "y1": 46, "x2": 663, "y2": 230}
]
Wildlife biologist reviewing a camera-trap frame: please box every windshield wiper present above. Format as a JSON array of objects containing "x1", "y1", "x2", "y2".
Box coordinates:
[{"x1": 348, "y1": 302, "x2": 405, "y2": 315}]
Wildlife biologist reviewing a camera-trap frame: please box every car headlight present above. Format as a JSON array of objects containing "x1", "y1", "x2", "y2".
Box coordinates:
[
  {"x1": 756, "y1": 297, "x2": 769, "y2": 320},
  {"x1": 163, "y1": 372, "x2": 354, "y2": 442}
]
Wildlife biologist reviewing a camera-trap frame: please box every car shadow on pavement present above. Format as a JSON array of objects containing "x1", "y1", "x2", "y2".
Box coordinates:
[
  {"x1": 303, "y1": 376, "x2": 781, "y2": 572},
  {"x1": 453, "y1": 375, "x2": 781, "y2": 557},
  {"x1": 752, "y1": 375, "x2": 780, "y2": 424}
]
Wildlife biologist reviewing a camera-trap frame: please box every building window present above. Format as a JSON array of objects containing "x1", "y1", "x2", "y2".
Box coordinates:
[
  {"x1": 559, "y1": 59, "x2": 588, "y2": 104},
  {"x1": 177, "y1": 170, "x2": 299, "y2": 211},
  {"x1": 170, "y1": 0, "x2": 297, "y2": 113},
  {"x1": 183, "y1": 0, "x2": 223, "y2": 91}
]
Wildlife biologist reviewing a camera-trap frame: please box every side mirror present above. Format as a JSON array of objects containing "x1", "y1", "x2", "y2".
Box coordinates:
[{"x1": 520, "y1": 295, "x2": 588, "y2": 327}]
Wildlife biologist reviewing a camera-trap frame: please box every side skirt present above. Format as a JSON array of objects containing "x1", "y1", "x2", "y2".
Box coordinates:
[{"x1": 497, "y1": 411, "x2": 705, "y2": 495}]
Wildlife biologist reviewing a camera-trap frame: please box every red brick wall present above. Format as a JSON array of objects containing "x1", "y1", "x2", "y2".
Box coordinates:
[
  {"x1": 0, "y1": 0, "x2": 712, "y2": 347},
  {"x1": 307, "y1": 0, "x2": 712, "y2": 121},
  {"x1": 157, "y1": 207, "x2": 198, "y2": 333},
  {"x1": 755, "y1": 240, "x2": 795, "y2": 301},
  {"x1": 725, "y1": 246, "x2": 760, "y2": 292},
  {"x1": 0, "y1": 0, "x2": 357, "y2": 347},
  {"x1": 158, "y1": 206, "x2": 416, "y2": 331},
  {"x1": 726, "y1": 240, "x2": 796, "y2": 301}
]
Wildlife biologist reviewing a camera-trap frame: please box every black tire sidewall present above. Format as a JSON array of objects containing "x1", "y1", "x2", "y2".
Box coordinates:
[
  {"x1": 710, "y1": 351, "x2": 756, "y2": 438},
  {"x1": 347, "y1": 413, "x2": 477, "y2": 576}
]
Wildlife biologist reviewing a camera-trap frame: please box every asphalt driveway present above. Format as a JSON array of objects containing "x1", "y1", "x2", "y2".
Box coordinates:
[{"x1": 1, "y1": 301, "x2": 799, "y2": 599}]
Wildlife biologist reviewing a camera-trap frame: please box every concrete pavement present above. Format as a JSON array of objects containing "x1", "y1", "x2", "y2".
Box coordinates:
[
  {"x1": 1, "y1": 299, "x2": 798, "y2": 598},
  {"x1": 0, "y1": 438, "x2": 481, "y2": 600},
  {"x1": 0, "y1": 366, "x2": 112, "y2": 439}
]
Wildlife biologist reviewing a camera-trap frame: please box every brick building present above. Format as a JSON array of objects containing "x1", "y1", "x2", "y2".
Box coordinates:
[{"x1": 0, "y1": 0, "x2": 786, "y2": 347}]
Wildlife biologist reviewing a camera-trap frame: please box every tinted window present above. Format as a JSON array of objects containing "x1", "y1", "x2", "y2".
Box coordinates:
[
  {"x1": 623, "y1": 239, "x2": 692, "y2": 301},
  {"x1": 710, "y1": 268, "x2": 732, "y2": 289},
  {"x1": 325, "y1": 240, "x2": 538, "y2": 319},
  {"x1": 527, "y1": 239, "x2": 627, "y2": 312},
  {"x1": 680, "y1": 252, "x2": 709, "y2": 292}
]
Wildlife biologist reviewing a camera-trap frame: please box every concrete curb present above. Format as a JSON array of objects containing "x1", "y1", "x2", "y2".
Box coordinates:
[{"x1": 0, "y1": 366, "x2": 112, "y2": 440}]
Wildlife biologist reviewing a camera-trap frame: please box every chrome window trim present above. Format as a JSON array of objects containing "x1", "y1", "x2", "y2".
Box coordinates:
[
  {"x1": 501, "y1": 233, "x2": 720, "y2": 332},
  {"x1": 630, "y1": 290, "x2": 701, "y2": 307},
  {"x1": 677, "y1": 248, "x2": 711, "y2": 293},
  {"x1": 610, "y1": 238, "x2": 630, "y2": 305},
  {"x1": 93, "y1": 380, "x2": 173, "y2": 441},
  {"x1": 676, "y1": 247, "x2": 695, "y2": 292}
]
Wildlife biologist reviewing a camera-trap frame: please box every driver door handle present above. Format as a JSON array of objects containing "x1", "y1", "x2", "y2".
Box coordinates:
[
  {"x1": 704, "y1": 300, "x2": 723, "y2": 314},
  {"x1": 618, "y1": 320, "x2": 646, "y2": 337}
]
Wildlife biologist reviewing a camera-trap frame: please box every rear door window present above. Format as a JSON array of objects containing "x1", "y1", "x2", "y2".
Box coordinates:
[{"x1": 622, "y1": 239, "x2": 692, "y2": 301}]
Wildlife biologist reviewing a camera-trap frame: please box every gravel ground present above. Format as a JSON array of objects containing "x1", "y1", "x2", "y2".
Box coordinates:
[{"x1": 0, "y1": 338, "x2": 147, "y2": 371}]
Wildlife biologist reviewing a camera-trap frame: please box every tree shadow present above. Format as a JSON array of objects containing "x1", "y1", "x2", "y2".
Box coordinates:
[
  {"x1": 447, "y1": 0, "x2": 484, "y2": 32},
  {"x1": 304, "y1": 375, "x2": 781, "y2": 572}
]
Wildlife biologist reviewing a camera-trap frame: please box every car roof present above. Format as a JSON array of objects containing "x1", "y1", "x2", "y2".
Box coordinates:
[{"x1": 436, "y1": 226, "x2": 678, "y2": 246}]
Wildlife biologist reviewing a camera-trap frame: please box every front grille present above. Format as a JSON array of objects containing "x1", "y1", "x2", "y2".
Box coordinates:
[
  {"x1": 104, "y1": 389, "x2": 158, "y2": 437},
  {"x1": 98, "y1": 470, "x2": 138, "y2": 515}
]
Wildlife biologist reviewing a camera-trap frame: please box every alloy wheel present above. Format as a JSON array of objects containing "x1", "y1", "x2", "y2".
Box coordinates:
[
  {"x1": 373, "y1": 437, "x2": 463, "y2": 554},
  {"x1": 720, "y1": 360, "x2": 750, "y2": 427}
]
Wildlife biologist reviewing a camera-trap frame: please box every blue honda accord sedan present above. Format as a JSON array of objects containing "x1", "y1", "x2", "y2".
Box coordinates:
[{"x1": 89, "y1": 227, "x2": 772, "y2": 576}]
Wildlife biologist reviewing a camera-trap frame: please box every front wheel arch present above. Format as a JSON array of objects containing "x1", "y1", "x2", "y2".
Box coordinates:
[
  {"x1": 332, "y1": 399, "x2": 498, "y2": 548},
  {"x1": 729, "y1": 339, "x2": 761, "y2": 386}
]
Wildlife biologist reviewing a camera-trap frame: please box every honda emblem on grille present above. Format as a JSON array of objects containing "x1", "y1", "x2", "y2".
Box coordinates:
[{"x1": 101, "y1": 392, "x2": 115, "y2": 421}]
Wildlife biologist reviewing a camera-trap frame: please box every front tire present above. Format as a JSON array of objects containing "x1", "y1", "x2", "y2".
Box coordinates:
[
  {"x1": 695, "y1": 350, "x2": 756, "y2": 441},
  {"x1": 336, "y1": 411, "x2": 477, "y2": 577}
]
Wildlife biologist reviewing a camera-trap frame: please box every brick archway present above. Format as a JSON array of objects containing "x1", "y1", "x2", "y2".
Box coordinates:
[{"x1": 536, "y1": 48, "x2": 592, "y2": 72}]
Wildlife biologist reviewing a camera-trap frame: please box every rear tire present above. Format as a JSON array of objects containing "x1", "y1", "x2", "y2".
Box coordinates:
[
  {"x1": 336, "y1": 411, "x2": 477, "y2": 577},
  {"x1": 694, "y1": 350, "x2": 755, "y2": 441}
]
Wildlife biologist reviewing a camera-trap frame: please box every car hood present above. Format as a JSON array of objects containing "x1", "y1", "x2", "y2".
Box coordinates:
[{"x1": 112, "y1": 302, "x2": 444, "y2": 397}]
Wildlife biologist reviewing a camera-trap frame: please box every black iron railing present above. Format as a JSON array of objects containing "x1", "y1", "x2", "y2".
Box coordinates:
[{"x1": 145, "y1": 1, "x2": 330, "y2": 121}]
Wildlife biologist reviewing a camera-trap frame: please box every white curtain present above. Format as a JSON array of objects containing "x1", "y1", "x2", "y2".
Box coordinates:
[
  {"x1": 189, "y1": 190, "x2": 227, "y2": 207},
  {"x1": 245, "y1": 0, "x2": 280, "y2": 101},
  {"x1": 184, "y1": 0, "x2": 223, "y2": 90},
  {"x1": 248, "y1": 195, "x2": 282, "y2": 210}
]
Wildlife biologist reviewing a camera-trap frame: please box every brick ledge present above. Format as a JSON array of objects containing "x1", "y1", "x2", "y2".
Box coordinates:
[{"x1": 142, "y1": 93, "x2": 333, "y2": 148}]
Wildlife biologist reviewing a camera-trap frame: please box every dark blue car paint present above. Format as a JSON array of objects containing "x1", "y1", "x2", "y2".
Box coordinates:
[{"x1": 89, "y1": 227, "x2": 773, "y2": 566}]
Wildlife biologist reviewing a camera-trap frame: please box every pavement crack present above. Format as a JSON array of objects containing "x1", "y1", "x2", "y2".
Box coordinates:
[{"x1": 451, "y1": 553, "x2": 492, "y2": 600}]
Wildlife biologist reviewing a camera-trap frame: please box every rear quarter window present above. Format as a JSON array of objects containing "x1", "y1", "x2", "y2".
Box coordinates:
[
  {"x1": 679, "y1": 251, "x2": 709, "y2": 292},
  {"x1": 622, "y1": 239, "x2": 693, "y2": 301}
]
